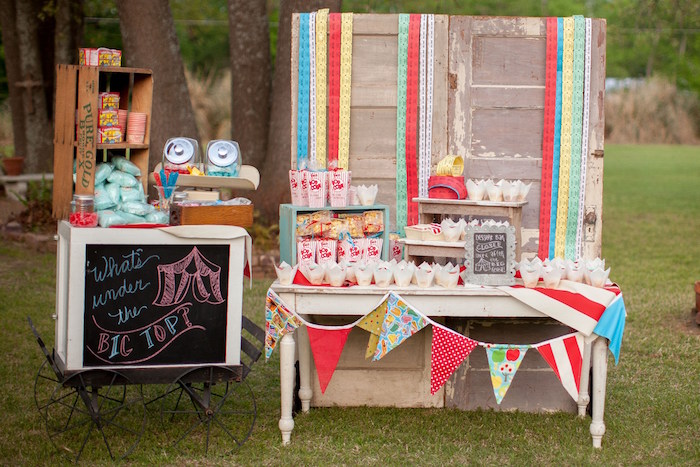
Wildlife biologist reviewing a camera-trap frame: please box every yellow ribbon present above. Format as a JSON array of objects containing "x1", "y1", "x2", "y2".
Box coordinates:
[
  {"x1": 338, "y1": 12, "x2": 353, "y2": 170},
  {"x1": 315, "y1": 9, "x2": 329, "y2": 169}
]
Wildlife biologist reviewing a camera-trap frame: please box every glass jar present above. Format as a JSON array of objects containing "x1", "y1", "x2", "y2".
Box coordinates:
[{"x1": 70, "y1": 194, "x2": 99, "y2": 227}]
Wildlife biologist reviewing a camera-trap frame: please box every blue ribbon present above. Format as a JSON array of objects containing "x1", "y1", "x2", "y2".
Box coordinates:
[
  {"x1": 296, "y1": 13, "x2": 311, "y2": 169},
  {"x1": 548, "y1": 17, "x2": 564, "y2": 259}
]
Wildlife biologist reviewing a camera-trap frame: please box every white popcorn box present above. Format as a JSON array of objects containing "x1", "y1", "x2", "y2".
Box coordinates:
[
  {"x1": 300, "y1": 170, "x2": 310, "y2": 206},
  {"x1": 297, "y1": 238, "x2": 317, "y2": 265},
  {"x1": 307, "y1": 171, "x2": 327, "y2": 208},
  {"x1": 338, "y1": 237, "x2": 363, "y2": 263},
  {"x1": 363, "y1": 237, "x2": 383, "y2": 261},
  {"x1": 329, "y1": 170, "x2": 350, "y2": 208},
  {"x1": 289, "y1": 170, "x2": 307, "y2": 206},
  {"x1": 316, "y1": 239, "x2": 338, "y2": 265}
]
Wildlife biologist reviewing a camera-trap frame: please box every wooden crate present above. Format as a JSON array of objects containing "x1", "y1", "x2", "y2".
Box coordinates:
[
  {"x1": 169, "y1": 204, "x2": 254, "y2": 227},
  {"x1": 52, "y1": 65, "x2": 153, "y2": 219}
]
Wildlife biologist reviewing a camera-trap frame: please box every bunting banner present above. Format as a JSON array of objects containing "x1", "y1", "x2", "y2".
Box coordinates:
[
  {"x1": 534, "y1": 332, "x2": 583, "y2": 401},
  {"x1": 430, "y1": 324, "x2": 478, "y2": 395},
  {"x1": 265, "y1": 289, "x2": 302, "y2": 359},
  {"x1": 373, "y1": 292, "x2": 428, "y2": 361},
  {"x1": 593, "y1": 293, "x2": 626, "y2": 364},
  {"x1": 357, "y1": 300, "x2": 389, "y2": 359},
  {"x1": 484, "y1": 344, "x2": 529, "y2": 404},
  {"x1": 307, "y1": 324, "x2": 353, "y2": 393}
]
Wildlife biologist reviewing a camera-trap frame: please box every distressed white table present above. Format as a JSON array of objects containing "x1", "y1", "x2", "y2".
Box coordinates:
[{"x1": 271, "y1": 282, "x2": 610, "y2": 448}]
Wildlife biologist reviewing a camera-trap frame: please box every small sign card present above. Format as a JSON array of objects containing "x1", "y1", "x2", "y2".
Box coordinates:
[{"x1": 463, "y1": 224, "x2": 516, "y2": 285}]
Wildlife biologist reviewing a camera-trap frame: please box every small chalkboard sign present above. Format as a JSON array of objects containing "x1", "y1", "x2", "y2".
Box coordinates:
[
  {"x1": 82, "y1": 244, "x2": 230, "y2": 367},
  {"x1": 463, "y1": 224, "x2": 516, "y2": 285}
]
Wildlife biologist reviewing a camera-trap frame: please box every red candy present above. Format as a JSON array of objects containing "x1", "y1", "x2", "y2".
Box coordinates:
[{"x1": 70, "y1": 211, "x2": 99, "y2": 227}]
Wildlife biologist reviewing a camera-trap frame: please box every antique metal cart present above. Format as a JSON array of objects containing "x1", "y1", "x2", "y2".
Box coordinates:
[{"x1": 30, "y1": 222, "x2": 264, "y2": 462}]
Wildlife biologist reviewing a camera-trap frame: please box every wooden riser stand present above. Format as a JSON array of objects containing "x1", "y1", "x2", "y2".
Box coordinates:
[{"x1": 52, "y1": 65, "x2": 153, "y2": 219}]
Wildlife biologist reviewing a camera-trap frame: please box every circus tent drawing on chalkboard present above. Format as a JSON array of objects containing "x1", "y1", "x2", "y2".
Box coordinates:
[{"x1": 153, "y1": 247, "x2": 225, "y2": 306}]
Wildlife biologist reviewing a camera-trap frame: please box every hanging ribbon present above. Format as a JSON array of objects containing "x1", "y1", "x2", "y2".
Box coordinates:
[
  {"x1": 327, "y1": 13, "x2": 342, "y2": 169},
  {"x1": 538, "y1": 17, "x2": 558, "y2": 260},
  {"x1": 405, "y1": 14, "x2": 421, "y2": 226},
  {"x1": 315, "y1": 9, "x2": 329, "y2": 169},
  {"x1": 296, "y1": 13, "x2": 311, "y2": 170},
  {"x1": 576, "y1": 18, "x2": 593, "y2": 259},
  {"x1": 338, "y1": 13, "x2": 353, "y2": 170},
  {"x1": 548, "y1": 18, "x2": 564, "y2": 259},
  {"x1": 395, "y1": 14, "x2": 410, "y2": 234},
  {"x1": 565, "y1": 15, "x2": 586, "y2": 260},
  {"x1": 309, "y1": 11, "x2": 317, "y2": 167}
]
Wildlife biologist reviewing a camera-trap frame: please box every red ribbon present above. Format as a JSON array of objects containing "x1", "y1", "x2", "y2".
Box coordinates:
[
  {"x1": 405, "y1": 14, "x2": 421, "y2": 225},
  {"x1": 327, "y1": 13, "x2": 342, "y2": 169}
]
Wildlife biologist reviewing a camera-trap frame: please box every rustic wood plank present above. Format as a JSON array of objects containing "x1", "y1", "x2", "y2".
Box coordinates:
[
  {"x1": 351, "y1": 13, "x2": 400, "y2": 35},
  {"x1": 470, "y1": 16, "x2": 546, "y2": 36},
  {"x1": 464, "y1": 156, "x2": 541, "y2": 180},
  {"x1": 447, "y1": 16, "x2": 472, "y2": 156},
  {"x1": 351, "y1": 35, "x2": 398, "y2": 85},
  {"x1": 471, "y1": 108, "x2": 544, "y2": 158},
  {"x1": 349, "y1": 108, "x2": 396, "y2": 157},
  {"x1": 52, "y1": 65, "x2": 78, "y2": 219},
  {"x1": 75, "y1": 66, "x2": 99, "y2": 196},
  {"x1": 471, "y1": 36, "x2": 546, "y2": 86},
  {"x1": 432, "y1": 15, "x2": 450, "y2": 167},
  {"x1": 471, "y1": 86, "x2": 545, "y2": 109}
]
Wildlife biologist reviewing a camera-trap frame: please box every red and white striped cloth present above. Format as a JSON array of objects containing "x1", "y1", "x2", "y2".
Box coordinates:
[
  {"x1": 534, "y1": 332, "x2": 583, "y2": 401},
  {"x1": 499, "y1": 280, "x2": 621, "y2": 336}
]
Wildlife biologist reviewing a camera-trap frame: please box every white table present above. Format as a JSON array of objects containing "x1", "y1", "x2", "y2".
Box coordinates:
[{"x1": 271, "y1": 282, "x2": 610, "y2": 448}]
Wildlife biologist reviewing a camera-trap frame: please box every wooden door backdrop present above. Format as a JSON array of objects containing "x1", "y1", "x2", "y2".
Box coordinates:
[{"x1": 291, "y1": 14, "x2": 606, "y2": 259}]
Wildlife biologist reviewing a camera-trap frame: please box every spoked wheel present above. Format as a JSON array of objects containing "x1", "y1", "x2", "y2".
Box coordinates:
[
  {"x1": 45, "y1": 370, "x2": 145, "y2": 463},
  {"x1": 161, "y1": 366, "x2": 256, "y2": 455},
  {"x1": 34, "y1": 359, "x2": 63, "y2": 420}
]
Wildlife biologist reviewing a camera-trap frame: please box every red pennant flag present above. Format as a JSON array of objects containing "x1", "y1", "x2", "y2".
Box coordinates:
[
  {"x1": 535, "y1": 333, "x2": 583, "y2": 401},
  {"x1": 430, "y1": 326, "x2": 478, "y2": 395},
  {"x1": 306, "y1": 325, "x2": 352, "y2": 393}
]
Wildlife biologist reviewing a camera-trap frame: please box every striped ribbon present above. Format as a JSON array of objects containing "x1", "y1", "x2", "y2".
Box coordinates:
[
  {"x1": 576, "y1": 18, "x2": 593, "y2": 259},
  {"x1": 565, "y1": 15, "x2": 585, "y2": 260},
  {"x1": 315, "y1": 9, "x2": 329, "y2": 169},
  {"x1": 418, "y1": 14, "x2": 435, "y2": 200},
  {"x1": 309, "y1": 12, "x2": 317, "y2": 167},
  {"x1": 548, "y1": 18, "x2": 564, "y2": 259},
  {"x1": 296, "y1": 13, "x2": 311, "y2": 169},
  {"x1": 538, "y1": 17, "x2": 558, "y2": 260},
  {"x1": 405, "y1": 14, "x2": 421, "y2": 225},
  {"x1": 327, "y1": 13, "x2": 342, "y2": 169},
  {"x1": 554, "y1": 17, "x2": 575, "y2": 258},
  {"x1": 395, "y1": 14, "x2": 410, "y2": 234},
  {"x1": 418, "y1": 15, "x2": 428, "y2": 199},
  {"x1": 338, "y1": 13, "x2": 353, "y2": 170}
]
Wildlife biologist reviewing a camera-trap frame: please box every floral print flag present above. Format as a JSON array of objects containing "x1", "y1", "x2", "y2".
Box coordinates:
[
  {"x1": 373, "y1": 292, "x2": 428, "y2": 361},
  {"x1": 484, "y1": 344, "x2": 530, "y2": 404}
]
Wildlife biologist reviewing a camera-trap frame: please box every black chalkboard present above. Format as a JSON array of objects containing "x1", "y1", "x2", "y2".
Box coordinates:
[
  {"x1": 473, "y1": 232, "x2": 507, "y2": 275},
  {"x1": 83, "y1": 244, "x2": 230, "y2": 367}
]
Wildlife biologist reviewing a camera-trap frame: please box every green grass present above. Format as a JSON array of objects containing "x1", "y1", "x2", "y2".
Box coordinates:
[{"x1": 1, "y1": 144, "x2": 699, "y2": 465}]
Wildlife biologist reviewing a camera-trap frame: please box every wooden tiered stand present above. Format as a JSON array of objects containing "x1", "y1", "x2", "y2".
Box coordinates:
[{"x1": 52, "y1": 65, "x2": 153, "y2": 219}]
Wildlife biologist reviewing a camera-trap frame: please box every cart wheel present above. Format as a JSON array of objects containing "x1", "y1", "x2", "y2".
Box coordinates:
[
  {"x1": 44, "y1": 370, "x2": 145, "y2": 463},
  {"x1": 161, "y1": 366, "x2": 256, "y2": 455},
  {"x1": 34, "y1": 359, "x2": 63, "y2": 420}
]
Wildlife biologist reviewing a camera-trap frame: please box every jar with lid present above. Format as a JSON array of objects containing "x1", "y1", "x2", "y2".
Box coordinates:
[{"x1": 70, "y1": 194, "x2": 99, "y2": 227}]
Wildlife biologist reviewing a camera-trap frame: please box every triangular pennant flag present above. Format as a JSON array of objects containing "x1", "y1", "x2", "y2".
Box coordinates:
[
  {"x1": 265, "y1": 289, "x2": 302, "y2": 359},
  {"x1": 373, "y1": 293, "x2": 428, "y2": 361},
  {"x1": 357, "y1": 301, "x2": 388, "y2": 359},
  {"x1": 484, "y1": 344, "x2": 529, "y2": 404},
  {"x1": 430, "y1": 326, "x2": 479, "y2": 395},
  {"x1": 306, "y1": 325, "x2": 352, "y2": 393},
  {"x1": 535, "y1": 333, "x2": 583, "y2": 401}
]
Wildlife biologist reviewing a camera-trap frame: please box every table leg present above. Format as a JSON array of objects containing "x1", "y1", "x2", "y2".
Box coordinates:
[
  {"x1": 590, "y1": 336, "x2": 608, "y2": 448},
  {"x1": 279, "y1": 332, "x2": 296, "y2": 445},
  {"x1": 296, "y1": 325, "x2": 313, "y2": 412},
  {"x1": 577, "y1": 337, "x2": 594, "y2": 416}
]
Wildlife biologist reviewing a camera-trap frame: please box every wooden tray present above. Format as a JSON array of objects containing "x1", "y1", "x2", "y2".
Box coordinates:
[
  {"x1": 149, "y1": 162, "x2": 260, "y2": 191},
  {"x1": 169, "y1": 204, "x2": 253, "y2": 227}
]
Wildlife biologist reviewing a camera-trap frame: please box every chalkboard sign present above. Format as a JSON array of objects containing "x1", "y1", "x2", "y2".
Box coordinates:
[
  {"x1": 463, "y1": 224, "x2": 516, "y2": 285},
  {"x1": 83, "y1": 244, "x2": 230, "y2": 367}
]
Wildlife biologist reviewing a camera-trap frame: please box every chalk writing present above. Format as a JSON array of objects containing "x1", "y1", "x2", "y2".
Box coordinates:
[{"x1": 473, "y1": 232, "x2": 507, "y2": 274}]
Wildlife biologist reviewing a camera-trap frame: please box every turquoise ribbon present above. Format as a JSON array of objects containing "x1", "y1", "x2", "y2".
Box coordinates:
[
  {"x1": 548, "y1": 18, "x2": 564, "y2": 259},
  {"x1": 296, "y1": 13, "x2": 310, "y2": 169},
  {"x1": 395, "y1": 14, "x2": 410, "y2": 235}
]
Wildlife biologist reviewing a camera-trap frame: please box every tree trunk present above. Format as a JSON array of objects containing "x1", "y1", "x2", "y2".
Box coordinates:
[
  {"x1": 14, "y1": 0, "x2": 53, "y2": 173},
  {"x1": 117, "y1": 0, "x2": 198, "y2": 173},
  {"x1": 0, "y1": 0, "x2": 27, "y2": 163},
  {"x1": 54, "y1": 0, "x2": 83, "y2": 66},
  {"x1": 227, "y1": 0, "x2": 270, "y2": 176},
  {"x1": 259, "y1": 0, "x2": 340, "y2": 223}
]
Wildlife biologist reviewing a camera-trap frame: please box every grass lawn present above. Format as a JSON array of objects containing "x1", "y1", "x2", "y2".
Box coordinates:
[{"x1": 0, "y1": 144, "x2": 698, "y2": 465}]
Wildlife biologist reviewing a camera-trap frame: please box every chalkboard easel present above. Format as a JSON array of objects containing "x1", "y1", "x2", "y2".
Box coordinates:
[{"x1": 463, "y1": 224, "x2": 516, "y2": 285}]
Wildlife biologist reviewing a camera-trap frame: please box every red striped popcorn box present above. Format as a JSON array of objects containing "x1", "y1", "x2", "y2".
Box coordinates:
[
  {"x1": 307, "y1": 171, "x2": 327, "y2": 208},
  {"x1": 289, "y1": 170, "x2": 307, "y2": 206},
  {"x1": 363, "y1": 237, "x2": 383, "y2": 262},
  {"x1": 329, "y1": 169, "x2": 350, "y2": 207},
  {"x1": 297, "y1": 238, "x2": 317, "y2": 265},
  {"x1": 337, "y1": 237, "x2": 363, "y2": 263},
  {"x1": 316, "y1": 238, "x2": 337, "y2": 265}
]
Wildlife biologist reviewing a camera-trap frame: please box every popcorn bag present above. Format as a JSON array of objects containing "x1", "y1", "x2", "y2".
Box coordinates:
[
  {"x1": 307, "y1": 171, "x2": 327, "y2": 208},
  {"x1": 297, "y1": 239, "x2": 317, "y2": 265},
  {"x1": 338, "y1": 237, "x2": 363, "y2": 263},
  {"x1": 289, "y1": 170, "x2": 307, "y2": 206},
  {"x1": 390, "y1": 237, "x2": 404, "y2": 262},
  {"x1": 316, "y1": 239, "x2": 338, "y2": 265},
  {"x1": 363, "y1": 238, "x2": 383, "y2": 261},
  {"x1": 329, "y1": 170, "x2": 350, "y2": 207}
]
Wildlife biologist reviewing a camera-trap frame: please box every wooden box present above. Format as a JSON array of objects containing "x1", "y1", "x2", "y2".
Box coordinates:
[{"x1": 169, "y1": 204, "x2": 254, "y2": 227}]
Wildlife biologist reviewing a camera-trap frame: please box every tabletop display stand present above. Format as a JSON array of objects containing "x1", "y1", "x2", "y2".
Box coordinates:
[
  {"x1": 400, "y1": 197, "x2": 527, "y2": 262},
  {"x1": 52, "y1": 65, "x2": 153, "y2": 219},
  {"x1": 279, "y1": 203, "x2": 391, "y2": 265}
]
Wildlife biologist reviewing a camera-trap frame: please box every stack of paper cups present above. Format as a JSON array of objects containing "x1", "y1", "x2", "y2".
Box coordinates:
[
  {"x1": 117, "y1": 109, "x2": 128, "y2": 135},
  {"x1": 126, "y1": 112, "x2": 147, "y2": 143}
]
